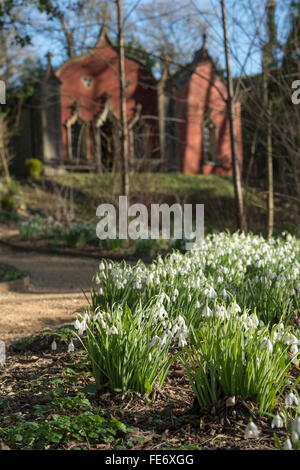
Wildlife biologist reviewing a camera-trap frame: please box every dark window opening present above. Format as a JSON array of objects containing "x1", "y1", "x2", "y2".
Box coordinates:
[
  {"x1": 202, "y1": 121, "x2": 217, "y2": 165},
  {"x1": 133, "y1": 122, "x2": 151, "y2": 159},
  {"x1": 100, "y1": 120, "x2": 116, "y2": 172},
  {"x1": 71, "y1": 121, "x2": 87, "y2": 161}
]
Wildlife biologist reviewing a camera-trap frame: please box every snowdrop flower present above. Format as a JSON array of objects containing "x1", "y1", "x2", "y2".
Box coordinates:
[
  {"x1": 260, "y1": 338, "x2": 273, "y2": 353},
  {"x1": 284, "y1": 333, "x2": 298, "y2": 346},
  {"x1": 148, "y1": 336, "x2": 160, "y2": 350},
  {"x1": 244, "y1": 421, "x2": 259, "y2": 438},
  {"x1": 291, "y1": 431, "x2": 299, "y2": 445},
  {"x1": 108, "y1": 325, "x2": 118, "y2": 336},
  {"x1": 290, "y1": 343, "x2": 298, "y2": 356},
  {"x1": 94, "y1": 311, "x2": 104, "y2": 321},
  {"x1": 74, "y1": 319, "x2": 86, "y2": 335},
  {"x1": 154, "y1": 305, "x2": 168, "y2": 321},
  {"x1": 283, "y1": 439, "x2": 293, "y2": 450},
  {"x1": 221, "y1": 288, "x2": 230, "y2": 300},
  {"x1": 233, "y1": 303, "x2": 242, "y2": 314},
  {"x1": 148, "y1": 352, "x2": 152, "y2": 362},
  {"x1": 99, "y1": 261, "x2": 105, "y2": 271},
  {"x1": 285, "y1": 392, "x2": 299, "y2": 406},
  {"x1": 249, "y1": 314, "x2": 259, "y2": 328},
  {"x1": 99, "y1": 287, "x2": 104, "y2": 295},
  {"x1": 178, "y1": 334, "x2": 187, "y2": 348},
  {"x1": 215, "y1": 305, "x2": 227, "y2": 320},
  {"x1": 68, "y1": 342, "x2": 75, "y2": 353},
  {"x1": 202, "y1": 305, "x2": 212, "y2": 318},
  {"x1": 195, "y1": 300, "x2": 201, "y2": 309},
  {"x1": 292, "y1": 417, "x2": 300, "y2": 435},
  {"x1": 203, "y1": 286, "x2": 217, "y2": 298},
  {"x1": 271, "y1": 415, "x2": 284, "y2": 429},
  {"x1": 51, "y1": 340, "x2": 57, "y2": 351}
]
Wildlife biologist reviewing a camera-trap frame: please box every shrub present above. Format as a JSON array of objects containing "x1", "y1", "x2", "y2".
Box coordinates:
[
  {"x1": 1, "y1": 192, "x2": 16, "y2": 212},
  {"x1": 135, "y1": 237, "x2": 167, "y2": 255},
  {"x1": 0, "y1": 208, "x2": 20, "y2": 222},
  {"x1": 102, "y1": 236, "x2": 126, "y2": 251},
  {"x1": 19, "y1": 216, "x2": 44, "y2": 240},
  {"x1": 0, "y1": 179, "x2": 21, "y2": 212},
  {"x1": 25, "y1": 158, "x2": 43, "y2": 180},
  {"x1": 65, "y1": 222, "x2": 96, "y2": 247}
]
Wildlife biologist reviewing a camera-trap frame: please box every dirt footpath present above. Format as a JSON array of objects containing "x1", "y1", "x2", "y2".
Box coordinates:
[{"x1": 0, "y1": 245, "x2": 100, "y2": 345}]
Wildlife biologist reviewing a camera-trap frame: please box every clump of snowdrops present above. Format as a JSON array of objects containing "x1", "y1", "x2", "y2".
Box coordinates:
[
  {"x1": 180, "y1": 306, "x2": 297, "y2": 412},
  {"x1": 92, "y1": 232, "x2": 300, "y2": 327},
  {"x1": 74, "y1": 295, "x2": 188, "y2": 394},
  {"x1": 75, "y1": 232, "x2": 299, "y2": 406}
]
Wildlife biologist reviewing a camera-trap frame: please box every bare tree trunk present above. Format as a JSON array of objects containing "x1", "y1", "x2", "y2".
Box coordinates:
[
  {"x1": 157, "y1": 59, "x2": 169, "y2": 171},
  {"x1": 0, "y1": 115, "x2": 11, "y2": 185},
  {"x1": 266, "y1": 101, "x2": 274, "y2": 238},
  {"x1": 220, "y1": 0, "x2": 246, "y2": 232},
  {"x1": 262, "y1": 0, "x2": 276, "y2": 239},
  {"x1": 116, "y1": 0, "x2": 129, "y2": 199}
]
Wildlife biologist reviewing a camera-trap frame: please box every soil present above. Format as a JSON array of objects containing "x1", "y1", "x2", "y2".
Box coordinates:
[
  {"x1": 0, "y1": 244, "x2": 98, "y2": 346},
  {"x1": 0, "y1": 338, "x2": 285, "y2": 450},
  {"x1": 0, "y1": 225, "x2": 297, "y2": 451}
]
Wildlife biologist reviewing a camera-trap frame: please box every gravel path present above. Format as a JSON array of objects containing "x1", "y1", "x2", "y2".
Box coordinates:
[{"x1": 0, "y1": 245, "x2": 100, "y2": 345}]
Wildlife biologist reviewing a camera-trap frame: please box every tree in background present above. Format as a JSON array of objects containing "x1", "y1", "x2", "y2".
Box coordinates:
[
  {"x1": 116, "y1": 0, "x2": 129, "y2": 199},
  {"x1": 221, "y1": 0, "x2": 246, "y2": 232},
  {"x1": 262, "y1": 0, "x2": 277, "y2": 238},
  {"x1": 30, "y1": 0, "x2": 112, "y2": 61},
  {"x1": 0, "y1": 0, "x2": 59, "y2": 181}
]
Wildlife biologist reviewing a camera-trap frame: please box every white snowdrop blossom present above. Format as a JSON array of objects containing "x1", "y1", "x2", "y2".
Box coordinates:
[
  {"x1": 291, "y1": 431, "x2": 299, "y2": 445},
  {"x1": 108, "y1": 325, "x2": 118, "y2": 336},
  {"x1": 271, "y1": 415, "x2": 284, "y2": 429},
  {"x1": 292, "y1": 417, "x2": 300, "y2": 435},
  {"x1": 285, "y1": 392, "x2": 299, "y2": 406},
  {"x1": 283, "y1": 439, "x2": 293, "y2": 450},
  {"x1": 51, "y1": 340, "x2": 57, "y2": 351},
  {"x1": 244, "y1": 422, "x2": 260, "y2": 439}
]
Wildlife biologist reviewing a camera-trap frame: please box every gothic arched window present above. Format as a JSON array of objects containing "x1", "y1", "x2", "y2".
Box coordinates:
[
  {"x1": 66, "y1": 105, "x2": 88, "y2": 162},
  {"x1": 71, "y1": 121, "x2": 87, "y2": 160},
  {"x1": 133, "y1": 120, "x2": 151, "y2": 160},
  {"x1": 202, "y1": 110, "x2": 218, "y2": 165}
]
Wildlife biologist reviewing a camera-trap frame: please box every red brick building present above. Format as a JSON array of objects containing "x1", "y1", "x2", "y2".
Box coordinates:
[{"x1": 16, "y1": 29, "x2": 242, "y2": 176}]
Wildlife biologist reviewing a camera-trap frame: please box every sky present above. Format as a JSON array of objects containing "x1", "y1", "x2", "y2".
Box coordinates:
[{"x1": 24, "y1": 0, "x2": 292, "y2": 78}]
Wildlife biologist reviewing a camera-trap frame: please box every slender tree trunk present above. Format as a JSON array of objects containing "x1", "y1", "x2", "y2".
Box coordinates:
[
  {"x1": 157, "y1": 59, "x2": 169, "y2": 171},
  {"x1": 116, "y1": 0, "x2": 129, "y2": 199},
  {"x1": 0, "y1": 116, "x2": 11, "y2": 186},
  {"x1": 263, "y1": 0, "x2": 276, "y2": 238},
  {"x1": 220, "y1": 0, "x2": 246, "y2": 232},
  {"x1": 266, "y1": 100, "x2": 274, "y2": 238}
]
